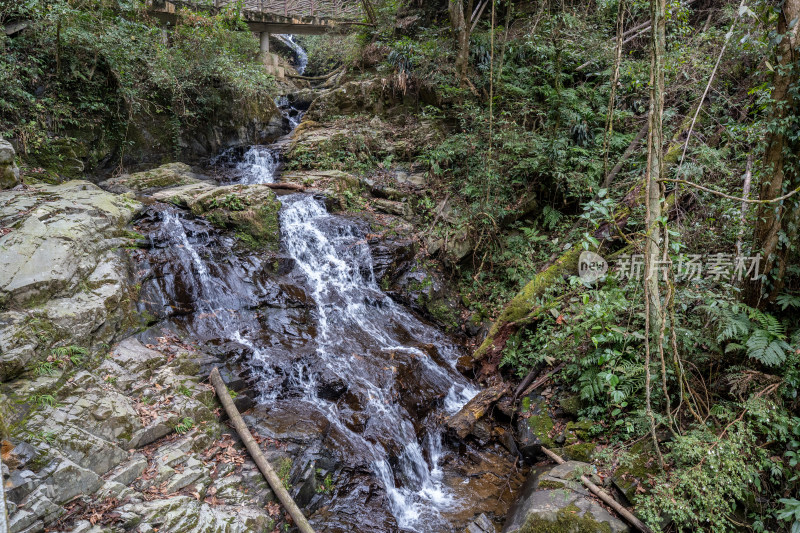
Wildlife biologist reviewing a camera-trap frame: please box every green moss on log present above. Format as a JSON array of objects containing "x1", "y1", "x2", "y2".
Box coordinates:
[{"x1": 473, "y1": 246, "x2": 582, "y2": 361}]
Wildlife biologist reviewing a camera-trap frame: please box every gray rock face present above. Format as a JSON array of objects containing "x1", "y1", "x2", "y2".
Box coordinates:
[
  {"x1": 0, "y1": 139, "x2": 20, "y2": 189},
  {"x1": 503, "y1": 460, "x2": 630, "y2": 533},
  {"x1": 99, "y1": 163, "x2": 205, "y2": 194},
  {"x1": 0, "y1": 181, "x2": 140, "y2": 380},
  {"x1": 0, "y1": 181, "x2": 138, "y2": 307}
]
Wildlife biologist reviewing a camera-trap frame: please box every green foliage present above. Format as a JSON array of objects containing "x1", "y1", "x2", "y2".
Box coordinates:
[
  {"x1": 639, "y1": 423, "x2": 761, "y2": 532},
  {"x1": 51, "y1": 345, "x2": 88, "y2": 367},
  {"x1": 36, "y1": 430, "x2": 58, "y2": 445},
  {"x1": 316, "y1": 468, "x2": 335, "y2": 494},
  {"x1": 30, "y1": 394, "x2": 56, "y2": 408},
  {"x1": 277, "y1": 457, "x2": 292, "y2": 490},
  {"x1": 174, "y1": 417, "x2": 195, "y2": 434},
  {"x1": 298, "y1": 34, "x2": 359, "y2": 77},
  {"x1": 704, "y1": 303, "x2": 791, "y2": 367},
  {"x1": 34, "y1": 361, "x2": 57, "y2": 376},
  {"x1": 209, "y1": 193, "x2": 246, "y2": 211},
  {"x1": 0, "y1": 0, "x2": 275, "y2": 171},
  {"x1": 777, "y1": 499, "x2": 800, "y2": 533}
]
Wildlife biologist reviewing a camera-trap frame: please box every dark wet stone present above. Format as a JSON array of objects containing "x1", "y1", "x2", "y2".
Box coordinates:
[
  {"x1": 317, "y1": 377, "x2": 348, "y2": 401},
  {"x1": 368, "y1": 237, "x2": 415, "y2": 286}
]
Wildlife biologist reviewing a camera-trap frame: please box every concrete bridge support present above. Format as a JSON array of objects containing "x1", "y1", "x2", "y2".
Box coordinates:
[{"x1": 260, "y1": 31, "x2": 270, "y2": 53}]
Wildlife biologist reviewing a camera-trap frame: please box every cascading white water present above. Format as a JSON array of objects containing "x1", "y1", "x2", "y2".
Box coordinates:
[
  {"x1": 210, "y1": 145, "x2": 278, "y2": 184},
  {"x1": 277, "y1": 34, "x2": 308, "y2": 74},
  {"x1": 236, "y1": 146, "x2": 278, "y2": 184},
  {"x1": 276, "y1": 194, "x2": 477, "y2": 531},
  {"x1": 276, "y1": 95, "x2": 304, "y2": 131}
]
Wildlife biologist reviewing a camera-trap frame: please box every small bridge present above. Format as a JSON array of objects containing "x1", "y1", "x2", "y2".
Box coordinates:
[{"x1": 146, "y1": 0, "x2": 373, "y2": 35}]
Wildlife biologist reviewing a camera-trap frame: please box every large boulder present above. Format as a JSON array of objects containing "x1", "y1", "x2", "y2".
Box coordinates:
[
  {"x1": 153, "y1": 182, "x2": 282, "y2": 250},
  {"x1": 0, "y1": 139, "x2": 20, "y2": 189},
  {"x1": 0, "y1": 181, "x2": 141, "y2": 380},
  {"x1": 99, "y1": 162, "x2": 206, "y2": 194},
  {"x1": 503, "y1": 461, "x2": 630, "y2": 533}
]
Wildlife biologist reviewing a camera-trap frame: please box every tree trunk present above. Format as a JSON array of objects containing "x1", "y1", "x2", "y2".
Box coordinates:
[
  {"x1": 644, "y1": 0, "x2": 665, "y2": 327},
  {"x1": 643, "y1": 0, "x2": 667, "y2": 468},
  {"x1": 745, "y1": 0, "x2": 800, "y2": 307},
  {"x1": 449, "y1": 0, "x2": 475, "y2": 86}
]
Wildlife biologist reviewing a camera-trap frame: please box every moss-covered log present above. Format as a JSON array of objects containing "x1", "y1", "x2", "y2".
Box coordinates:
[{"x1": 473, "y1": 119, "x2": 693, "y2": 368}]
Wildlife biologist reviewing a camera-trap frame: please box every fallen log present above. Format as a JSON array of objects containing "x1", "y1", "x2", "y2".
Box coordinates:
[
  {"x1": 445, "y1": 383, "x2": 509, "y2": 440},
  {"x1": 512, "y1": 363, "x2": 545, "y2": 401},
  {"x1": 209, "y1": 368, "x2": 316, "y2": 533},
  {"x1": 473, "y1": 116, "x2": 694, "y2": 367},
  {"x1": 519, "y1": 363, "x2": 565, "y2": 399},
  {"x1": 541, "y1": 446, "x2": 654, "y2": 533}
]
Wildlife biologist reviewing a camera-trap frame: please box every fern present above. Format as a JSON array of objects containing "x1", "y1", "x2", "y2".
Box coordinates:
[
  {"x1": 541, "y1": 205, "x2": 563, "y2": 230},
  {"x1": 704, "y1": 304, "x2": 790, "y2": 367}
]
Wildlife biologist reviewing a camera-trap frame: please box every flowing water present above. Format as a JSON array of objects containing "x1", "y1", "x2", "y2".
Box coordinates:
[
  {"x1": 131, "y1": 37, "x2": 529, "y2": 532},
  {"x1": 277, "y1": 34, "x2": 309, "y2": 75},
  {"x1": 138, "y1": 192, "x2": 481, "y2": 531}
]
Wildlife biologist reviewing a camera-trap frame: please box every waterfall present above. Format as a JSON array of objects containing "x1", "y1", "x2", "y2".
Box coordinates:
[
  {"x1": 236, "y1": 146, "x2": 278, "y2": 184},
  {"x1": 277, "y1": 34, "x2": 308, "y2": 75},
  {"x1": 165, "y1": 33, "x2": 486, "y2": 528},
  {"x1": 150, "y1": 195, "x2": 480, "y2": 531},
  {"x1": 276, "y1": 194, "x2": 476, "y2": 531}
]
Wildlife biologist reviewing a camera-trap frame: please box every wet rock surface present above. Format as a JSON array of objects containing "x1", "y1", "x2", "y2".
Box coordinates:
[{"x1": 502, "y1": 461, "x2": 630, "y2": 533}]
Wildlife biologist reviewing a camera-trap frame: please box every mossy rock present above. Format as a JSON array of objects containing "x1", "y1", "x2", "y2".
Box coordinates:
[
  {"x1": 559, "y1": 395, "x2": 582, "y2": 417},
  {"x1": 528, "y1": 413, "x2": 556, "y2": 448},
  {"x1": 611, "y1": 441, "x2": 658, "y2": 503},
  {"x1": 517, "y1": 503, "x2": 614, "y2": 533},
  {"x1": 25, "y1": 137, "x2": 86, "y2": 181},
  {"x1": 100, "y1": 163, "x2": 202, "y2": 194},
  {"x1": 561, "y1": 442, "x2": 596, "y2": 463},
  {"x1": 565, "y1": 420, "x2": 594, "y2": 440},
  {"x1": 191, "y1": 185, "x2": 281, "y2": 251}
]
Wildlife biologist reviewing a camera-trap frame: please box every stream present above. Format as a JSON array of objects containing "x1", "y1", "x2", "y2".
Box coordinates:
[{"x1": 133, "y1": 37, "x2": 522, "y2": 532}]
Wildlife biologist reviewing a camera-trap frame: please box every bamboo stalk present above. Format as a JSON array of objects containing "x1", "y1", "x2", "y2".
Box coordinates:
[
  {"x1": 540, "y1": 446, "x2": 654, "y2": 533},
  {"x1": 209, "y1": 368, "x2": 316, "y2": 533}
]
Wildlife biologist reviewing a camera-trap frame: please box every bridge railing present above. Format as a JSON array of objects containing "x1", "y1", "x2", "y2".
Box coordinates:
[{"x1": 215, "y1": 0, "x2": 363, "y2": 19}]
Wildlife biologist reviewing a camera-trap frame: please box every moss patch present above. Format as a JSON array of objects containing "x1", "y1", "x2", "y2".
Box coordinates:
[
  {"x1": 559, "y1": 395, "x2": 582, "y2": 417},
  {"x1": 528, "y1": 413, "x2": 556, "y2": 448},
  {"x1": 191, "y1": 186, "x2": 281, "y2": 251},
  {"x1": 518, "y1": 503, "x2": 613, "y2": 533},
  {"x1": 562, "y1": 442, "x2": 596, "y2": 463},
  {"x1": 474, "y1": 246, "x2": 582, "y2": 360},
  {"x1": 611, "y1": 441, "x2": 658, "y2": 501},
  {"x1": 565, "y1": 420, "x2": 594, "y2": 440},
  {"x1": 537, "y1": 479, "x2": 566, "y2": 490}
]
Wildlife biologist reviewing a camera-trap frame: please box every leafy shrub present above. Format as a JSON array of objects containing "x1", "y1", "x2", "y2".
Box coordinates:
[{"x1": 639, "y1": 423, "x2": 761, "y2": 532}]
